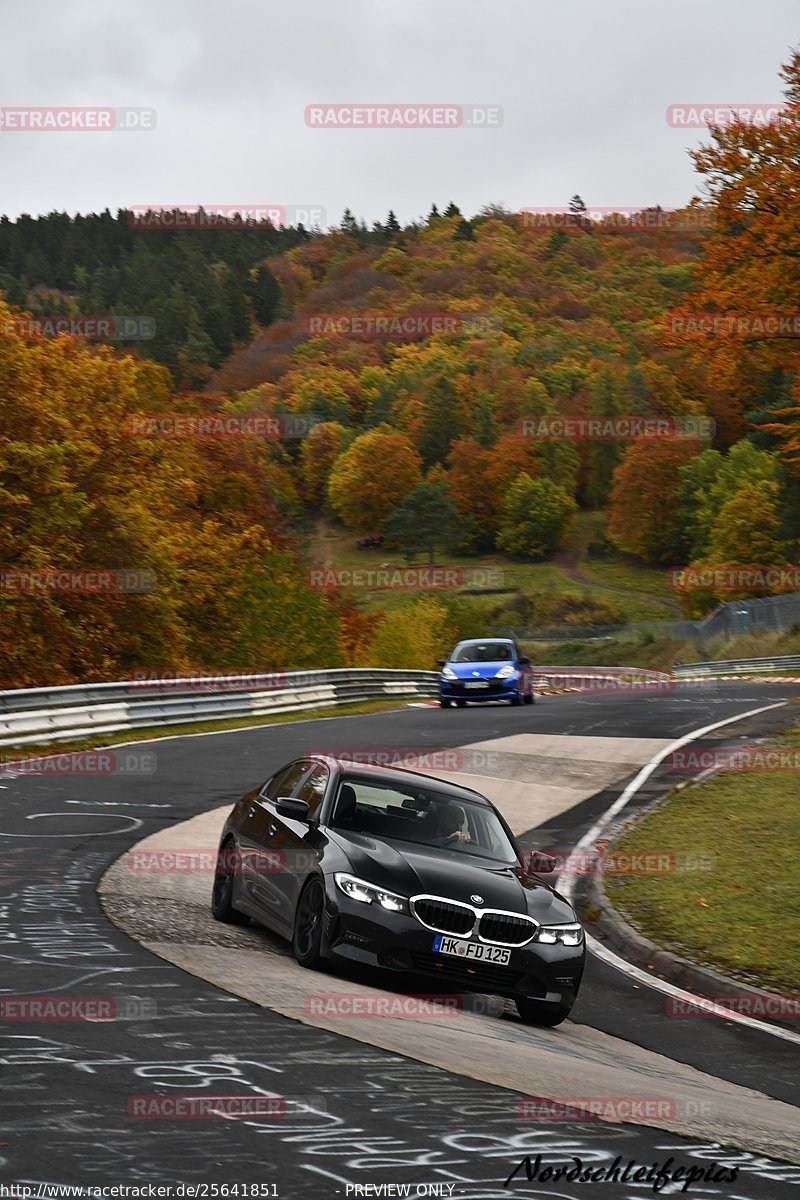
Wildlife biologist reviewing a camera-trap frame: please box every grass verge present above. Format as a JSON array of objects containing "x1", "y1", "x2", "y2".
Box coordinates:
[
  {"x1": 520, "y1": 636, "x2": 697, "y2": 672},
  {"x1": 304, "y1": 522, "x2": 677, "y2": 621},
  {"x1": 605, "y1": 727, "x2": 800, "y2": 994},
  {"x1": 581, "y1": 556, "x2": 678, "y2": 602},
  {"x1": 709, "y1": 630, "x2": 800, "y2": 662}
]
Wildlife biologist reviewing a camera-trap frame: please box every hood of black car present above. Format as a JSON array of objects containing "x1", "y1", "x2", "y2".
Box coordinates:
[{"x1": 327, "y1": 830, "x2": 576, "y2": 923}]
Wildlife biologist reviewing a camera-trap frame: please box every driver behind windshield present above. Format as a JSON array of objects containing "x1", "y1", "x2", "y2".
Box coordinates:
[
  {"x1": 452, "y1": 642, "x2": 510, "y2": 662},
  {"x1": 435, "y1": 801, "x2": 472, "y2": 845},
  {"x1": 331, "y1": 778, "x2": 517, "y2": 862}
]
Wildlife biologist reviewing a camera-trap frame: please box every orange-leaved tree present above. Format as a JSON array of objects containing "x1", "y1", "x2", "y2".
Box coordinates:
[
  {"x1": 327, "y1": 425, "x2": 423, "y2": 532},
  {"x1": 0, "y1": 299, "x2": 344, "y2": 686},
  {"x1": 298, "y1": 421, "x2": 351, "y2": 507},
  {"x1": 608, "y1": 438, "x2": 701, "y2": 563},
  {"x1": 665, "y1": 51, "x2": 800, "y2": 457}
]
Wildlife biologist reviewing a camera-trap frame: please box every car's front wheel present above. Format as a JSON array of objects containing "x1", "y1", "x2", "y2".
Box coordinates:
[
  {"x1": 440, "y1": 698, "x2": 451, "y2": 708},
  {"x1": 292, "y1": 877, "x2": 326, "y2": 968},
  {"x1": 515, "y1": 997, "x2": 572, "y2": 1027},
  {"x1": 211, "y1": 838, "x2": 249, "y2": 925}
]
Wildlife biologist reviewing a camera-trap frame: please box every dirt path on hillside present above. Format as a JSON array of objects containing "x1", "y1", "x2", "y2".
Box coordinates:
[
  {"x1": 554, "y1": 548, "x2": 681, "y2": 614},
  {"x1": 315, "y1": 517, "x2": 335, "y2": 566}
]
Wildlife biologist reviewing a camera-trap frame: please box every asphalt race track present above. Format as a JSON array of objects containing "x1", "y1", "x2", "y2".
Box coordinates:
[{"x1": 2, "y1": 680, "x2": 800, "y2": 1198}]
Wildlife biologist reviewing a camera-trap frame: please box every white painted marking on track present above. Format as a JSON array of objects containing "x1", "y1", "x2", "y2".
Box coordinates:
[
  {"x1": 585, "y1": 931, "x2": 800, "y2": 1045},
  {"x1": 0, "y1": 812, "x2": 144, "y2": 837},
  {"x1": 65, "y1": 799, "x2": 171, "y2": 809}
]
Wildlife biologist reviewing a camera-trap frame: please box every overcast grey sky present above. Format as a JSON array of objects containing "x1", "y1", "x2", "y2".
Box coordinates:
[{"x1": 1, "y1": 0, "x2": 797, "y2": 227}]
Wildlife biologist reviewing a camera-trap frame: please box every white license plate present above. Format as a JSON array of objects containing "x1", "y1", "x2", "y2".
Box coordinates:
[
  {"x1": 433, "y1": 935, "x2": 511, "y2": 965},
  {"x1": 464, "y1": 680, "x2": 489, "y2": 689}
]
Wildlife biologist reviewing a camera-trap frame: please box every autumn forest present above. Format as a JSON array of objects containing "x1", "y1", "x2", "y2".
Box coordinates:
[{"x1": 3, "y1": 53, "x2": 800, "y2": 687}]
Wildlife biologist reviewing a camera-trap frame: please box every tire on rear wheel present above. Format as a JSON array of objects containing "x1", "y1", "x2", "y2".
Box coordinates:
[
  {"x1": 440, "y1": 698, "x2": 451, "y2": 708},
  {"x1": 511, "y1": 692, "x2": 522, "y2": 706},
  {"x1": 515, "y1": 997, "x2": 572, "y2": 1027},
  {"x1": 211, "y1": 838, "x2": 249, "y2": 925},
  {"x1": 292, "y1": 877, "x2": 326, "y2": 969},
  {"x1": 456, "y1": 699, "x2": 467, "y2": 708}
]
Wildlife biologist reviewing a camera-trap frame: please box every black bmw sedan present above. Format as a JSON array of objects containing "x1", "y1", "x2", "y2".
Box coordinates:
[{"x1": 211, "y1": 755, "x2": 585, "y2": 1026}]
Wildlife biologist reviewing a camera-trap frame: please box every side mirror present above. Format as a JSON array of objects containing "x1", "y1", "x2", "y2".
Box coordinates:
[
  {"x1": 276, "y1": 797, "x2": 310, "y2": 822},
  {"x1": 526, "y1": 850, "x2": 557, "y2": 874},
  {"x1": 518, "y1": 656, "x2": 531, "y2": 667},
  {"x1": 437, "y1": 659, "x2": 447, "y2": 667}
]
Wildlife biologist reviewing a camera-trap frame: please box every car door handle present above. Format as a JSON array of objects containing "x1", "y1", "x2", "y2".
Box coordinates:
[
  {"x1": 267, "y1": 822, "x2": 278, "y2": 837},
  {"x1": 247, "y1": 804, "x2": 259, "y2": 818}
]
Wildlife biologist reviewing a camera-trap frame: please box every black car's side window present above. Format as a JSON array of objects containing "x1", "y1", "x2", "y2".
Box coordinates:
[
  {"x1": 295, "y1": 764, "x2": 329, "y2": 820},
  {"x1": 261, "y1": 762, "x2": 307, "y2": 803}
]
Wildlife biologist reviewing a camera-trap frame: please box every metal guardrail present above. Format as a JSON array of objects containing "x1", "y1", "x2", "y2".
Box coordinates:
[
  {"x1": 673, "y1": 655, "x2": 800, "y2": 677},
  {"x1": 3, "y1": 655, "x2": 797, "y2": 751},
  {"x1": 0, "y1": 669, "x2": 440, "y2": 749},
  {"x1": 0, "y1": 664, "x2": 673, "y2": 750}
]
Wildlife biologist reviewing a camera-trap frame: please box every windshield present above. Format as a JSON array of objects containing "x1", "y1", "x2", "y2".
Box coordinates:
[
  {"x1": 329, "y1": 776, "x2": 518, "y2": 863},
  {"x1": 450, "y1": 641, "x2": 513, "y2": 663}
]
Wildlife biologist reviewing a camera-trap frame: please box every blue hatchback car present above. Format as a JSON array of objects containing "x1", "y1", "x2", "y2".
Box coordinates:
[{"x1": 438, "y1": 638, "x2": 534, "y2": 708}]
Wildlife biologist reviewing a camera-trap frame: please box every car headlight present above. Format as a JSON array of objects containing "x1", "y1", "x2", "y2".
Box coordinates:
[
  {"x1": 536, "y1": 923, "x2": 584, "y2": 946},
  {"x1": 441, "y1": 666, "x2": 458, "y2": 681},
  {"x1": 495, "y1": 664, "x2": 517, "y2": 679},
  {"x1": 334, "y1": 873, "x2": 409, "y2": 914}
]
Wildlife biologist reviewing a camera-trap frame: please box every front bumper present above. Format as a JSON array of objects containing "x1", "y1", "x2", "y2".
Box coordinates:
[
  {"x1": 322, "y1": 883, "x2": 585, "y2": 1006},
  {"x1": 440, "y1": 677, "x2": 520, "y2": 702}
]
